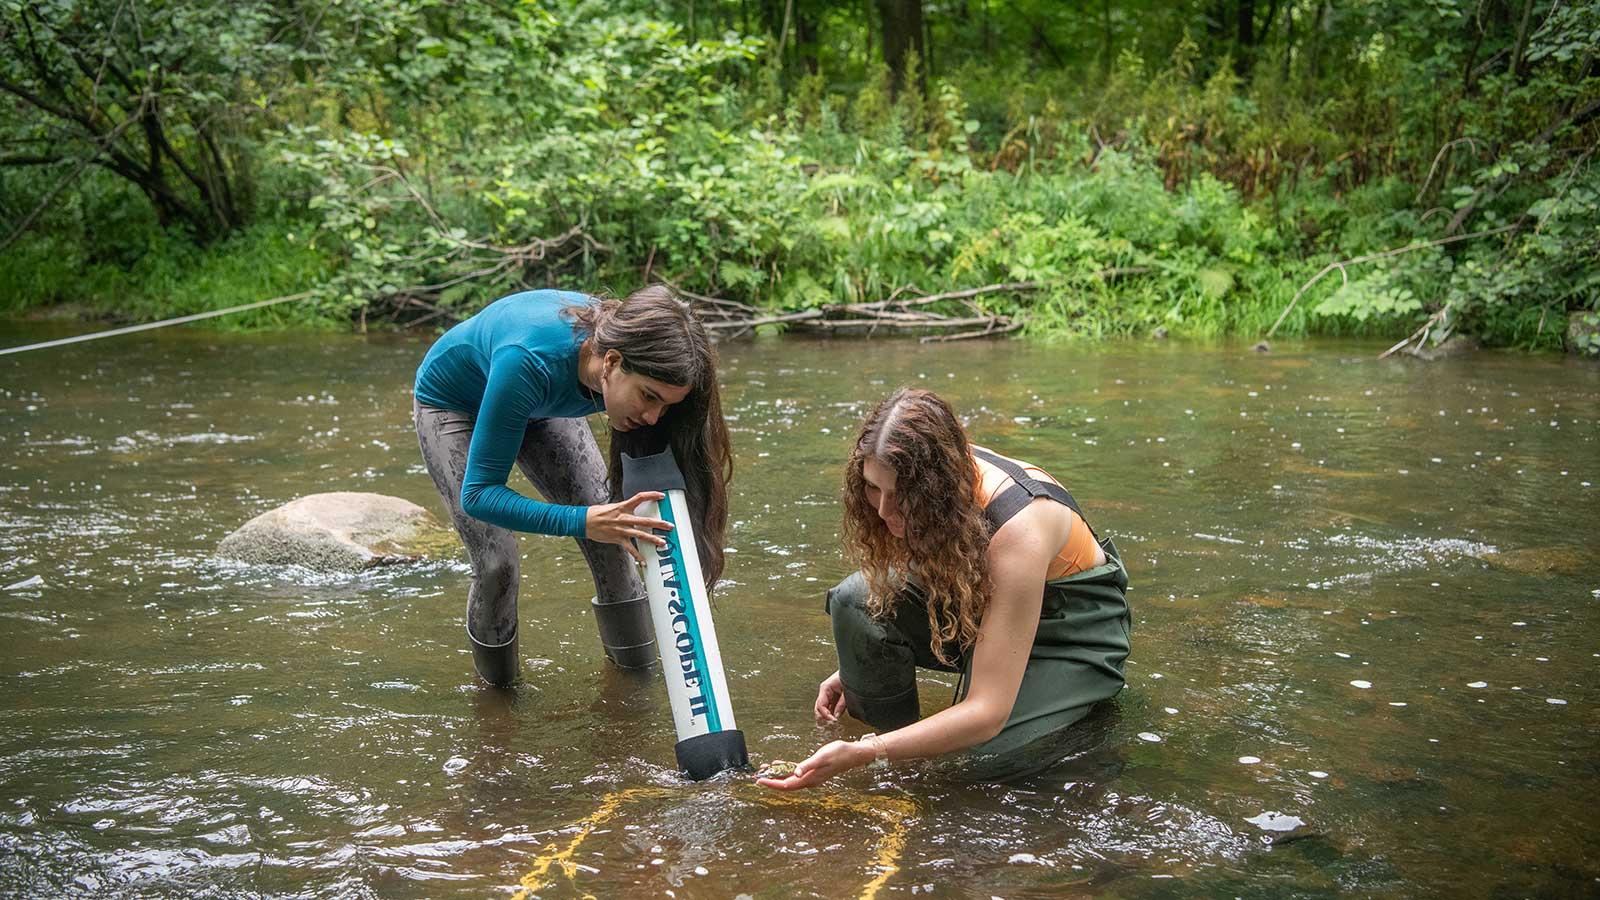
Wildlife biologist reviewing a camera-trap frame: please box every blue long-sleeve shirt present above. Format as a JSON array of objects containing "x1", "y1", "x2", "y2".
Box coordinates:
[{"x1": 413, "y1": 290, "x2": 604, "y2": 537}]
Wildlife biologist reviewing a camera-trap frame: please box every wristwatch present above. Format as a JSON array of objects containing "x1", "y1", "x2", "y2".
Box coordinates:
[{"x1": 859, "y1": 732, "x2": 890, "y2": 770}]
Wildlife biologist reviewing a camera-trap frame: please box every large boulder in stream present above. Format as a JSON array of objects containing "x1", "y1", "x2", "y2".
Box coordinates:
[
  {"x1": 1479, "y1": 545, "x2": 1594, "y2": 577},
  {"x1": 217, "y1": 492, "x2": 457, "y2": 572}
]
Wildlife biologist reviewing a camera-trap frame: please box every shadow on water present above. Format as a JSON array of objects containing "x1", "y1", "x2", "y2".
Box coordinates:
[{"x1": 1, "y1": 329, "x2": 1597, "y2": 897}]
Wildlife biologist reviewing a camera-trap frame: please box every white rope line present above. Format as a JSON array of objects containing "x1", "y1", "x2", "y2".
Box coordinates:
[{"x1": 0, "y1": 291, "x2": 316, "y2": 357}]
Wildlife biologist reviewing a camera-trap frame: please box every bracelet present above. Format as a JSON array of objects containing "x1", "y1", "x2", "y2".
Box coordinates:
[{"x1": 859, "y1": 732, "x2": 890, "y2": 770}]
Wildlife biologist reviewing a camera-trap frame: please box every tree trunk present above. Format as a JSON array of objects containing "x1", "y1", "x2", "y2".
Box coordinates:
[
  {"x1": 874, "y1": 0, "x2": 925, "y2": 97},
  {"x1": 923, "y1": 7, "x2": 934, "y2": 78},
  {"x1": 778, "y1": 0, "x2": 794, "y2": 57},
  {"x1": 1307, "y1": 1, "x2": 1330, "y2": 82},
  {"x1": 761, "y1": 0, "x2": 782, "y2": 39},
  {"x1": 1509, "y1": 0, "x2": 1535, "y2": 78},
  {"x1": 796, "y1": 0, "x2": 819, "y2": 74},
  {"x1": 864, "y1": 0, "x2": 874, "y2": 60},
  {"x1": 1102, "y1": 0, "x2": 1113, "y2": 78},
  {"x1": 1235, "y1": 0, "x2": 1257, "y2": 75},
  {"x1": 1282, "y1": 2, "x2": 1294, "y2": 82},
  {"x1": 1207, "y1": 0, "x2": 1229, "y2": 42}
]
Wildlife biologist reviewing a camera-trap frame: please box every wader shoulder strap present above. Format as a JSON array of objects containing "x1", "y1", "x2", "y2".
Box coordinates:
[{"x1": 974, "y1": 446, "x2": 1097, "y2": 539}]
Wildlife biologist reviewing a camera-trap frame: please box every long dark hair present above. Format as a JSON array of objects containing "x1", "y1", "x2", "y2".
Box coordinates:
[
  {"x1": 842, "y1": 388, "x2": 991, "y2": 664},
  {"x1": 567, "y1": 285, "x2": 732, "y2": 590}
]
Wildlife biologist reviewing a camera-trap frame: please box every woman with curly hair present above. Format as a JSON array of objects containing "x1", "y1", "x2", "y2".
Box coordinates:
[
  {"x1": 759, "y1": 387, "x2": 1130, "y2": 788},
  {"x1": 414, "y1": 285, "x2": 731, "y2": 687}
]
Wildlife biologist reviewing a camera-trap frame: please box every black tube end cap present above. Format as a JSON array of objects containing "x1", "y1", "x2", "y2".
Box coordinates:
[
  {"x1": 621, "y1": 447, "x2": 687, "y2": 497},
  {"x1": 674, "y1": 730, "x2": 749, "y2": 781}
]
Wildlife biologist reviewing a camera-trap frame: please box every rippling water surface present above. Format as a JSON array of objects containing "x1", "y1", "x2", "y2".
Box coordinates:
[{"x1": 1, "y1": 328, "x2": 1596, "y2": 898}]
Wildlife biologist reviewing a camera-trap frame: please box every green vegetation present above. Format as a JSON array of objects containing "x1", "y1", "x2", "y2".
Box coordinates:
[{"x1": 3, "y1": 0, "x2": 1596, "y2": 351}]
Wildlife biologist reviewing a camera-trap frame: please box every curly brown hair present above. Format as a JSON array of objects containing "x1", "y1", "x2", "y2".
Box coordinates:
[{"x1": 842, "y1": 388, "x2": 991, "y2": 665}]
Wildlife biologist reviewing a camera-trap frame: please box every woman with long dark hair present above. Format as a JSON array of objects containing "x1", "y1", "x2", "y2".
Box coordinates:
[
  {"x1": 760, "y1": 388, "x2": 1130, "y2": 787},
  {"x1": 413, "y1": 285, "x2": 731, "y2": 687}
]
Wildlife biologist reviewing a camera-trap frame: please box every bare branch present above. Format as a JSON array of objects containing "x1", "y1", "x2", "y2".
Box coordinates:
[
  {"x1": 1378, "y1": 309, "x2": 1448, "y2": 359},
  {"x1": 852, "y1": 281, "x2": 1044, "y2": 311},
  {"x1": 1265, "y1": 224, "x2": 1520, "y2": 339},
  {"x1": 0, "y1": 92, "x2": 151, "y2": 255},
  {"x1": 794, "y1": 314, "x2": 1008, "y2": 331},
  {"x1": 1415, "y1": 138, "x2": 1483, "y2": 204},
  {"x1": 701, "y1": 309, "x2": 825, "y2": 330},
  {"x1": 0, "y1": 155, "x2": 64, "y2": 167},
  {"x1": 655, "y1": 279, "x2": 760, "y2": 315},
  {"x1": 920, "y1": 319, "x2": 1025, "y2": 343}
]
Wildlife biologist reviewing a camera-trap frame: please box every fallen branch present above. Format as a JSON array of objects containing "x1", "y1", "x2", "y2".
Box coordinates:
[
  {"x1": 1265, "y1": 224, "x2": 1520, "y2": 339},
  {"x1": 847, "y1": 270, "x2": 1141, "y2": 316},
  {"x1": 883, "y1": 284, "x2": 927, "y2": 304},
  {"x1": 657, "y1": 279, "x2": 759, "y2": 316},
  {"x1": 1378, "y1": 309, "x2": 1448, "y2": 359},
  {"x1": 920, "y1": 319, "x2": 1025, "y2": 343},
  {"x1": 793, "y1": 315, "x2": 1006, "y2": 331},
  {"x1": 851, "y1": 281, "x2": 1043, "y2": 312},
  {"x1": 682, "y1": 279, "x2": 1056, "y2": 340},
  {"x1": 839, "y1": 307, "x2": 955, "y2": 322},
  {"x1": 696, "y1": 299, "x2": 1020, "y2": 341},
  {"x1": 700, "y1": 309, "x2": 825, "y2": 330}
]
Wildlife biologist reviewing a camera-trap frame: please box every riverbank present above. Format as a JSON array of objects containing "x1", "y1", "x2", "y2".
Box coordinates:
[
  {"x1": 4, "y1": 163, "x2": 1593, "y2": 355},
  {"x1": 3, "y1": 5, "x2": 1594, "y2": 355},
  {"x1": 5, "y1": 261, "x2": 1595, "y2": 358}
]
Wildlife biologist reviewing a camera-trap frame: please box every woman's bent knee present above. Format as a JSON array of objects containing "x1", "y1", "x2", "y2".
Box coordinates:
[
  {"x1": 824, "y1": 571, "x2": 871, "y2": 618},
  {"x1": 473, "y1": 556, "x2": 518, "y2": 598}
]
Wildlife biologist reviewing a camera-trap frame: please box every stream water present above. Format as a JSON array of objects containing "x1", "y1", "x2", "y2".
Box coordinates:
[{"x1": 0, "y1": 328, "x2": 1595, "y2": 897}]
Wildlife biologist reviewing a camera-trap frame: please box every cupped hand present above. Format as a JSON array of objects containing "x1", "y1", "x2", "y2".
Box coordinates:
[
  {"x1": 585, "y1": 491, "x2": 672, "y2": 563},
  {"x1": 814, "y1": 670, "x2": 847, "y2": 725},
  {"x1": 756, "y1": 739, "x2": 871, "y2": 791}
]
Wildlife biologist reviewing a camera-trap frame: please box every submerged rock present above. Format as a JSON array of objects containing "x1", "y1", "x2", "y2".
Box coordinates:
[
  {"x1": 217, "y1": 492, "x2": 457, "y2": 572},
  {"x1": 1404, "y1": 334, "x2": 1480, "y2": 361},
  {"x1": 1479, "y1": 545, "x2": 1593, "y2": 577}
]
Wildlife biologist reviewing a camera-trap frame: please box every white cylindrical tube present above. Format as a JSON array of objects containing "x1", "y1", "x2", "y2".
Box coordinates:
[{"x1": 623, "y1": 448, "x2": 748, "y2": 779}]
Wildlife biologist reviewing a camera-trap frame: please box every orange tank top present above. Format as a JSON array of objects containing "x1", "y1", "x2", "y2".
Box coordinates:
[{"x1": 973, "y1": 448, "x2": 1101, "y2": 580}]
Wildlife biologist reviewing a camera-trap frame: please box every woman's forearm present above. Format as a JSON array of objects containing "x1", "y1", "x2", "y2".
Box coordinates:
[
  {"x1": 867, "y1": 526, "x2": 1060, "y2": 766},
  {"x1": 460, "y1": 480, "x2": 588, "y2": 537},
  {"x1": 870, "y1": 695, "x2": 1008, "y2": 763}
]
